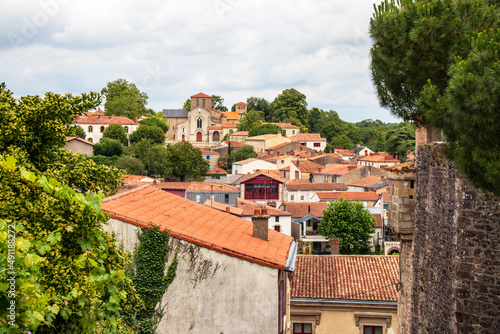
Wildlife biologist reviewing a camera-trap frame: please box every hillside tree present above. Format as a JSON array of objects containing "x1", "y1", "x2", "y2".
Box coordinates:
[
  {"x1": 102, "y1": 78, "x2": 149, "y2": 119},
  {"x1": 269, "y1": 88, "x2": 309, "y2": 130},
  {"x1": 102, "y1": 123, "x2": 128, "y2": 145}
]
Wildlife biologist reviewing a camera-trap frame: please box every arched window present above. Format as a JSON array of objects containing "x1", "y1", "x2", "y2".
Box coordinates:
[
  {"x1": 196, "y1": 132, "x2": 202, "y2": 142},
  {"x1": 202, "y1": 99, "x2": 205, "y2": 107},
  {"x1": 124, "y1": 126, "x2": 129, "y2": 133},
  {"x1": 88, "y1": 126, "x2": 93, "y2": 133},
  {"x1": 87, "y1": 138, "x2": 93, "y2": 143},
  {"x1": 212, "y1": 131, "x2": 220, "y2": 142},
  {"x1": 196, "y1": 117, "x2": 202, "y2": 129},
  {"x1": 100, "y1": 126, "x2": 105, "y2": 133}
]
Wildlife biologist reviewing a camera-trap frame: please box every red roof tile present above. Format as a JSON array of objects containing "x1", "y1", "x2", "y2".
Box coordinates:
[
  {"x1": 158, "y1": 182, "x2": 238, "y2": 192},
  {"x1": 292, "y1": 160, "x2": 324, "y2": 172},
  {"x1": 237, "y1": 198, "x2": 291, "y2": 216},
  {"x1": 319, "y1": 164, "x2": 362, "y2": 175},
  {"x1": 308, "y1": 153, "x2": 342, "y2": 160},
  {"x1": 209, "y1": 126, "x2": 223, "y2": 130},
  {"x1": 65, "y1": 136, "x2": 94, "y2": 146},
  {"x1": 336, "y1": 149, "x2": 354, "y2": 156},
  {"x1": 207, "y1": 165, "x2": 227, "y2": 175},
  {"x1": 285, "y1": 180, "x2": 348, "y2": 191},
  {"x1": 191, "y1": 92, "x2": 211, "y2": 98},
  {"x1": 316, "y1": 191, "x2": 380, "y2": 201},
  {"x1": 291, "y1": 255, "x2": 399, "y2": 302},
  {"x1": 348, "y1": 176, "x2": 384, "y2": 187},
  {"x1": 222, "y1": 122, "x2": 239, "y2": 128},
  {"x1": 283, "y1": 202, "x2": 327, "y2": 217},
  {"x1": 220, "y1": 112, "x2": 240, "y2": 120},
  {"x1": 235, "y1": 102, "x2": 247, "y2": 106},
  {"x1": 222, "y1": 140, "x2": 252, "y2": 147},
  {"x1": 102, "y1": 186, "x2": 293, "y2": 270},
  {"x1": 269, "y1": 122, "x2": 301, "y2": 129},
  {"x1": 229, "y1": 131, "x2": 249, "y2": 136},
  {"x1": 75, "y1": 115, "x2": 138, "y2": 125},
  {"x1": 240, "y1": 171, "x2": 285, "y2": 183},
  {"x1": 359, "y1": 154, "x2": 400, "y2": 163},
  {"x1": 203, "y1": 200, "x2": 243, "y2": 216},
  {"x1": 291, "y1": 133, "x2": 326, "y2": 142}
]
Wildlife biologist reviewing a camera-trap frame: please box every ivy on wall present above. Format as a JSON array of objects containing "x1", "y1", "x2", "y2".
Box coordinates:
[{"x1": 125, "y1": 224, "x2": 177, "y2": 334}]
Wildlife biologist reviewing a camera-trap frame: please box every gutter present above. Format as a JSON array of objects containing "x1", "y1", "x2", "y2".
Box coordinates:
[
  {"x1": 285, "y1": 240, "x2": 298, "y2": 272},
  {"x1": 291, "y1": 298, "x2": 397, "y2": 306}
]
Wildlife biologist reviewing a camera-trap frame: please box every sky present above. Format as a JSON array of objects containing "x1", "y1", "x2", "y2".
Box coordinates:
[{"x1": 1, "y1": 0, "x2": 400, "y2": 123}]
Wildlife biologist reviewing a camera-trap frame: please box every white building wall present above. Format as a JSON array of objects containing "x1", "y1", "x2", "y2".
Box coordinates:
[
  {"x1": 103, "y1": 218, "x2": 280, "y2": 334},
  {"x1": 305, "y1": 141, "x2": 327, "y2": 152},
  {"x1": 241, "y1": 215, "x2": 292, "y2": 237},
  {"x1": 232, "y1": 160, "x2": 277, "y2": 175}
]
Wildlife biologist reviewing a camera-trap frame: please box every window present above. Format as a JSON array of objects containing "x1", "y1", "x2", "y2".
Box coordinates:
[
  {"x1": 364, "y1": 326, "x2": 382, "y2": 334},
  {"x1": 100, "y1": 126, "x2": 105, "y2": 133},
  {"x1": 195, "y1": 195, "x2": 201, "y2": 203},
  {"x1": 202, "y1": 99, "x2": 205, "y2": 107},
  {"x1": 87, "y1": 138, "x2": 93, "y2": 143},
  {"x1": 196, "y1": 117, "x2": 203, "y2": 129},
  {"x1": 224, "y1": 194, "x2": 229, "y2": 204},
  {"x1": 88, "y1": 126, "x2": 93, "y2": 132},
  {"x1": 293, "y1": 323, "x2": 312, "y2": 334},
  {"x1": 274, "y1": 225, "x2": 281, "y2": 232},
  {"x1": 281, "y1": 160, "x2": 284, "y2": 164},
  {"x1": 275, "y1": 216, "x2": 280, "y2": 222},
  {"x1": 124, "y1": 126, "x2": 129, "y2": 133},
  {"x1": 292, "y1": 130, "x2": 296, "y2": 135},
  {"x1": 314, "y1": 142, "x2": 321, "y2": 147},
  {"x1": 301, "y1": 195, "x2": 305, "y2": 201},
  {"x1": 291, "y1": 195, "x2": 295, "y2": 201},
  {"x1": 244, "y1": 183, "x2": 279, "y2": 200}
]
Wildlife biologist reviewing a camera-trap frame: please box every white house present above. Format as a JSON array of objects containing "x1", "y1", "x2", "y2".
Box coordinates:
[
  {"x1": 284, "y1": 180, "x2": 348, "y2": 202},
  {"x1": 291, "y1": 133, "x2": 327, "y2": 152},
  {"x1": 74, "y1": 114, "x2": 139, "y2": 143},
  {"x1": 102, "y1": 185, "x2": 297, "y2": 334},
  {"x1": 232, "y1": 158, "x2": 277, "y2": 175},
  {"x1": 237, "y1": 198, "x2": 293, "y2": 236}
]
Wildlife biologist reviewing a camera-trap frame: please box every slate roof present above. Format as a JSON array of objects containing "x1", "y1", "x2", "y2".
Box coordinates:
[
  {"x1": 285, "y1": 180, "x2": 348, "y2": 191},
  {"x1": 102, "y1": 186, "x2": 294, "y2": 270},
  {"x1": 162, "y1": 109, "x2": 189, "y2": 118},
  {"x1": 316, "y1": 191, "x2": 380, "y2": 201},
  {"x1": 291, "y1": 255, "x2": 399, "y2": 302},
  {"x1": 353, "y1": 146, "x2": 367, "y2": 154}
]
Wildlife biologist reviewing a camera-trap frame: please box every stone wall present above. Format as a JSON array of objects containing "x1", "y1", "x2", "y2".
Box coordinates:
[{"x1": 400, "y1": 144, "x2": 500, "y2": 333}]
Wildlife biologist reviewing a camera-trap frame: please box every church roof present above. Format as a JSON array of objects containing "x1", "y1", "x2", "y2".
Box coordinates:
[
  {"x1": 162, "y1": 109, "x2": 188, "y2": 118},
  {"x1": 191, "y1": 92, "x2": 211, "y2": 98}
]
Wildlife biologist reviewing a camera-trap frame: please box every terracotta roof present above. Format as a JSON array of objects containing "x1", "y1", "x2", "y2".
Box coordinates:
[
  {"x1": 373, "y1": 214, "x2": 383, "y2": 228},
  {"x1": 207, "y1": 166, "x2": 227, "y2": 175},
  {"x1": 283, "y1": 202, "x2": 328, "y2": 218},
  {"x1": 336, "y1": 149, "x2": 354, "y2": 156},
  {"x1": 318, "y1": 164, "x2": 362, "y2": 175},
  {"x1": 348, "y1": 176, "x2": 384, "y2": 187},
  {"x1": 222, "y1": 140, "x2": 252, "y2": 147},
  {"x1": 246, "y1": 134, "x2": 282, "y2": 141},
  {"x1": 293, "y1": 151, "x2": 312, "y2": 158},
  {"x1": 84, "y1": 109, "x2": 105, "y2": 116},
  {"x1": 75, "y1": 115, "x2": 138, "y2": 125},
  {"x1": 191, "y1": 92, "x2": 211, "y2": 98},
  {"x1": 235, "y1": 102, "x2": 247, "y2": 106},
  {"x1": 102, "y1": 186, "x2": 294, "y2": 270},
  {"x1": 269, "y1": 122, "x2": 301, "y2": 129},
  {"x1": 158, "y1": 182, "x2": 238, "y2": 192},
  {"x1": 201, "y1": 151, "x2": 220, "y2": 156},
  {"x1": 237, "y1": 198, "x2": 291, "y2": 216},
  {"x1": 291, "y1": 133, "x2": 326, "y2": 142},
  {"x1": 291, "y1": 255, "x2": 399, "y2": 302},
  {"x1": 220, "y1": 112, "x2": 240, "y2": 120},
  {"x1": 285, "y1": 180, "x2": 347, "y2": 191},
  {"x1": 292, "y1": 160, "x2": 324, "y2": 172},
  {"x1": 65, "y1": 136, "x2": 94, "y2": 146},
  {"x1": 359, "y1": 154, "x2": 400, "y2": 163},
  {"x1": 381, "y1": 191, "x2": 389, "y2": 203},
  {"x1": 308, "y1": 153, "x2": 342, "y2": 160},
  {"x1": 240, "y1": 171, "x2": 285, "y2": 183},
  {"x1": 222, "y1": 122, "x2": 239, "y2": 128},
  {"x1": 229, "y1": 131, "x2": 249, "y2": 136},
  {"x1": 209, "y1": 126, "x2": 223, "y2": 130},
  {"x1": 122, "y1": 175, "x2": 157, "y2": 184},
  {"x1": 316, "y1": 191, "x2": 380, "y2": 201},
  {"x1": 279, "y1": 166, "x2": 291, "y2": 171},
  {"x1": 232, "y1": 158, "x2": 260, "y2": 165},
  {"x1": 387, "y1": 161, "x2": 416, "y2": 173},
  {"x1": 203, "y1": 200, "x2": 243, "y2": 216},
  {"x1": 256, "y1": 152, "x2": 268, "y2": 159},
  {"x1": 267, "y1": 142, "x2": 291, "y2": 150}
]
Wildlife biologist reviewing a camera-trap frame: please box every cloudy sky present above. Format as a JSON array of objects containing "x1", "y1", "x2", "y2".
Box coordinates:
[{"x1": 1, "y1": 0, "x2": 400, "y2": 123}]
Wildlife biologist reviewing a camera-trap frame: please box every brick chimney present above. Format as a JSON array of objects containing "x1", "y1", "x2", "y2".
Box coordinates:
[
  {"x1": 226, "y1": 207, "x2": 231, "y2": 213},
  {"x1": 330, "y1": 237, "x2": 340, "y2": 255},
  {"x1": 133, "y1": 116, "x2": 138, "y2": 123},
  {"x1": 251, "y1": 208, "x2": 269, "y2": 241}
]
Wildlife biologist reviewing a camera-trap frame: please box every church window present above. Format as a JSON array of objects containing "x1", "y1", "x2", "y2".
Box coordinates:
[
  {"x1": 202, "y1": 99, "x2": 205, "y2": 107},
  {"x1": 196, "y1": 117, "x2": 203, "y2": 129}
]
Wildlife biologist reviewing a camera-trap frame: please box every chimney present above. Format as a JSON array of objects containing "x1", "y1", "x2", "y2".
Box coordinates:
[
  {"x1": 76, "y1": 115, "x2": 80, "y2": 121},
  {"x1": 348, "y1": 165, "x2": 356, "y2": 171},
  {"x1": 226, "y1": 206, "x2": 231, "y2": 213},
  {"x1": 251, "y1": 208, "x2": 269, "y2": 241},
  {"x1": 330, "y1": 238, "x2": 340, "y2": 255},
  {"x1": 110, "y1": 114, "x2": 114, "y2": 119},
  {"x1": 134, "y1": 116, "x2": 138, "y2": 123}
]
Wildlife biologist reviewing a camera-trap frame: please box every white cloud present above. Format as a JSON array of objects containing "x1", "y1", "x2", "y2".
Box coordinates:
[{"x1": 0, "y1": 0, "x2": 399, "y2": 123}]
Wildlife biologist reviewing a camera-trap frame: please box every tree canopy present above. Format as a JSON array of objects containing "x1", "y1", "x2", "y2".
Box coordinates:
[
  {"x1": 103, "y1": 123, "x2": 128, "y2": 145},
  {"x1": 232, "y1": 146, "x2": 257, "y2": 162},
  {"x1": 211, "y1": 95, "x2": 228, "y2": 111},
  {"x1": 385, "y1": 123, "x2": 415, "y2": 162},
  {"x1": 165, "y1": 141, "x2": 209, "y2": 181},
  {"x1": 102, "y1": 79, "x2": 149, "y2": 120},
  {"x1": 318, "y1": 198, "x2": 375, "y2": 254},
  {"x1": 237, "y1": 110, "x2": 265, "y2": 131},
  {"x1": 138, "y1": 115, "x2": 169, "y2": 134},
  {"x1": 269, "y1": 88, "x2": 309, "y2": 130},
  {"x1": 246, "y1": 97, "x2": 271, "y2": 120},
  {"x1": 94, "y1": 138, "x2": 124, "y2": 157},
  {"x1": 129, "y1": 125, "x2": 165, "y2": 146},
  {"x1": 248, "y1": 123, "x2": 285, "y2": 137}
]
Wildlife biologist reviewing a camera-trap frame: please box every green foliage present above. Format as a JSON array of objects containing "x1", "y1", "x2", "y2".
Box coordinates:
[
  {"x1": 248, "y1": 123, "x2": 286, "y2": 137},
  {"x1": 165, "y1": 141, "x2": 209, "y2": 181},
  {"x1": 246, "y1": 97, "x2": 271, "y2": 120},
  {"x1": 385, "y1": 123, "x2": 416, "y2": 162},
  {"x1": 269, "y1": 88, "x2": 309, "y2": 130},
  {"x1": 103, "y1": 123, "x2": 128, "y2": 145},
  {"x1": 211, "y1": 95, "x2": 228, "y2": 111},
  {"x1": 182, "y1": 98, "x2": 190, "y2": 110},
  {"x1": 91, "y1": 155, "x2": 120, "y2": 167},
  {"x1": 370, "y1": 0, "x2": 499, "y2": 124},
  {"x1": 0, "y1": 155, "x2": 142, "y2": 333},
  {"x1": 69, "y1": 125, "x2": 86, "y2": 139},
  {"x1": 115, "y1": 156, "x2": 145, "y2": 175},
  {"x1": 103, "y1": 79, "x2": 149, "y2": 119},
  {"x1": 94, "y1": 138, "x2": 124, "y2": 157},
  {"x1": 237, "y1": 110, "x2": 264, "y2": 131},
  {"x1": 232, "y1": 146, "x2": 257, "y2": 162},
  {"x1": 138, "y1": 116, "x2": 169, "y2": 134},
  {"x1": 129, "y1": 125, "x2": 165, "y2": 146},
  {"x1": 421, "y1": 29, "x2": 500, "y2": 194},
  {"x1": 318, "y1": 198, "x2": 375, "y2": 254},
  {"x1": 142, "y1": 145, "x2": 169, "y2": 178},
  {"x1": 125, "y1": 224, "x2": 177, "y2": 334}
]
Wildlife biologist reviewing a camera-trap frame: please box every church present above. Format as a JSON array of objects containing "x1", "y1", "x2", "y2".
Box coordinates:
[{"x1": 162, "y1": 93, "x2": 247, "y2": 147}]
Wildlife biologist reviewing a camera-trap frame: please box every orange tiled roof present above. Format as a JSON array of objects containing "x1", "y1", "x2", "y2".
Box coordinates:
[
  {"x1": 283, "y1": 202, "x2": 328, "y2": 217},
  {"x1": 382, "y1": 191, "x2": 389, "y2": 203},
  {"x1": 75, "y1": 115, "x2": 138, "y2": 125},
  {"x1": 388, "y1": 161, "x2": 415, "y2": 173},
  {"x1": 292, "y1": 160, "x2": 324, "y2": 172},
  {"x1": 240, "y1": 171, "x2": 285, "y2": 183},
  {"x1": 203, "y1": 200, "x2": 243, "y2": 216},
  {"x1": 348, "y1": 176, "x2": 384, "y2": 187},
  {"x1": 158, "y1": 182, "x2": 238, "y2": 192},
  {"x1": 269, "y1": 122, "x2": 301, "y2": 129},
  {"x1": 291, "y1": 133, "x2": 326, "y2": 142},
  {"x1": 235, "y1": 102, "x2": 247, "y2": 106},
  {"x1": 65, "y1": 136, "x2": 94, "y2": 146},
  {"x1": 256, "y1": 152, "x2": 268, "y2": 159},
  {"x1": 373, "y1": 214, "x2": 383, "y2": 228},
  {"x1": 336, "y1": 149, "x2": 354, "y2": 156},
  {"x1": 293, "y1": 151, "x2": 312, "y2": 158},
  {"x1": 222, "y1": 140, "x2": 251, "y2": 147},
  {"x1": 308, "y1": 153, "x2": 342, "y2": 160},
  {"x1": 201, "y1": 151, "x2": 220, "y2": 156},
  {"x1": 229, "y1": 131, "x2": 249, "y2": 136},
  {"x1": 209, "y1": 126, "x2": 223, "y2": 130},
  {"x1": 122, "y1": 175, "x2": 157, "y2": 184},
  {"x1": 232, "y1": 158, "x2": 260, "y2": 165},
  {"x1": 359, "y1": 154, "x2": 400, "y2": 163},
  {"x1": 316, "y1": 191, "x2": 380, "y2": 201},
  {"x1": 222, "y1": 122, "x2": 239, "y2": 128},
  {"x1": 237, "y1": 198, "x2": 291, "y2": 216},
  {"x1": 102, "y1": 186, "x2": 294, "y2": 270},
  {"x1": 207, "y1": 165, "x2": 227, "y2": 175},
  {"x1": 267, "y1": 142, "x2": 292, "y2": 150},
  {"x1": 291, "y1": 255, "x2": 399, "y2": 302},
  {"x1": 221, "y1": 112, "x2": 240, "y2": 120},
  {"x1": 319, "y1": 164, "x2": 362, "y2": 175},
  {"x1": 285, "y1": 180, "x2": 347, "y2": 191},
  {"x1": 191, "y1": 92, "x2": 211, "y2": 98}
]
